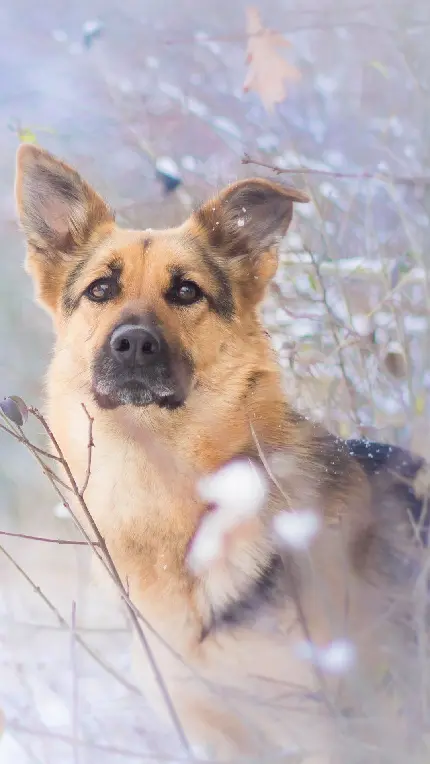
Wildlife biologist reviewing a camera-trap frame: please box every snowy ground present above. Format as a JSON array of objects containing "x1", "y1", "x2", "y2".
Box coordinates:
[
  {"x1": 1, "y1": 0, "x2": 430, "y2": 760},
  {"x1": 0, "y1": 530, "x2": 182, "y2": 764}
]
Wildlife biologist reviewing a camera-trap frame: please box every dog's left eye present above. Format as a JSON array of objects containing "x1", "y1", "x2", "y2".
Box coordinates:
[
  {"x1": 167, "y1": 280, "x2": 203, "y2": 306},
  {"x1": 85, "y1": 278, "x2": 119, "y2": 303}
]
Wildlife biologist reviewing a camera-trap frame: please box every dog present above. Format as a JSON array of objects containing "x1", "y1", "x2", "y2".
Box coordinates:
[{"x1": 15, "y1": 144, "x2": 429, "y2": 762}]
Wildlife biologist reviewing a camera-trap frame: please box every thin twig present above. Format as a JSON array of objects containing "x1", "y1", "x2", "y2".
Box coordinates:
[
  {"x1": 28, "y1": 407, "x2": 109, "y2": 559},
  {"x1": 0, "y1": 421, "x2": 61, "y2": 461},
  {"x1": 40, "y1": 462, "x2": 73, "y2": 492},
  {"x1": 0, "y1": 543, "x2": 141, "y2": 696},
  {"x1": 71, "y1": 601, "x2": 80, "y2": 764},
  {"x1": 0, "y1": 529, "x2": 99, "y2": 546},
  {"x1": 14, "y1": 426, "x2": 110, "y2": 572},
  {"x1": 79, "y1": 403, "x2": 94, "y2": 497},
  {"x1": 9, "y1": 619, "x2": 129, "y2": 634},
  {"x1": 307, "y1": 250, "x2": 361, "y2": 424},
  {"x1": 10, "y1": 722, "x2": 222, "y2": 762},
  {"x1": 0, "y1": 415, "x2": 71, "y2": 491},
  {"x1": 242, "y1": 153, "x2": 430, "y2": 186}
]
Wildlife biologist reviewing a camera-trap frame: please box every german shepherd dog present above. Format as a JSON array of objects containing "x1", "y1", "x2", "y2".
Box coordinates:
[{"x1": 15, "y1": 145, "x2": 429, "y2": 762}]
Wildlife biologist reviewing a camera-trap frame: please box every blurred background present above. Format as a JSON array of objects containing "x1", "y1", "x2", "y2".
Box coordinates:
[{"x1": 0, "y1": 0, "x2": 430, "y2": 761}]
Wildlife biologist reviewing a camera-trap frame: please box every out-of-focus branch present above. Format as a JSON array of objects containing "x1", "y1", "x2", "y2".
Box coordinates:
[
  {"x1": 0, "y1": 529, "x2": 99, "y2": 546},
  {"x1": 242, "y1": 153, "x2": 430, "y2": 186},
  {"x1": 71, "y1": 601, "x2": 80, "y2": 764},
  {"x1": 79, "y1": 403, "x2": 94, "y2": 497}
]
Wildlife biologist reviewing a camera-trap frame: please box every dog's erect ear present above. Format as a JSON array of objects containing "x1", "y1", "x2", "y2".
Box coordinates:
[
  {"x1": 15, "y1": 144, "x2": 113, "y2": 255},
  {"x1": 194, "y1": 177, "x2": 309, "y2": 258},
  {"x1": 192, "y1": 178, "x2": 309, "y2": 304},
  {"x1": 15, "y1": 145, "x2": 114, "y2": 315}
]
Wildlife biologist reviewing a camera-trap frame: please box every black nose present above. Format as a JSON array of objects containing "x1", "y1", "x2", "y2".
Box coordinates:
[{"x1": 110, "y1": 324, "x2": 161, "y2": 367}]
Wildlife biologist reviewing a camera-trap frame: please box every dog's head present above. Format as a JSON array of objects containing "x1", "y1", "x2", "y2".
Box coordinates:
[{"x1": 15, "y1": 145, "x2": 308, "y2": 410}]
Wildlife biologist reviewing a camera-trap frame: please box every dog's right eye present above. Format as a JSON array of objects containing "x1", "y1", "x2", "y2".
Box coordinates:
[{"x1": 85, "y1": 278, "x2": 119, "y2": 303}]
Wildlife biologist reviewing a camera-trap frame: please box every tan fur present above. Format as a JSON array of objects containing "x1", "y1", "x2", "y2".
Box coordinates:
[{"x1": 15, "y1": 145, "x2": 420, "y2": 762}]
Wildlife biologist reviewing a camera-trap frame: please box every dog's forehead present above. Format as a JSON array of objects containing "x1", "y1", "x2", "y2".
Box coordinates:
[{"x1": 99, "y1": 226, "x2": 200, "y2": 272}]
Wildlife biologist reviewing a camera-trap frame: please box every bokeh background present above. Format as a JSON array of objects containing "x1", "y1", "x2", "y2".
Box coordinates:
[{"x1": 1, "y1": 0, "x2": 430, "y2": 761}]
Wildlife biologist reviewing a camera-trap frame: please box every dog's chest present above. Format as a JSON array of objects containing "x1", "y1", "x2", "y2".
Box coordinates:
[
  {"x1": 57, "y1": 403, "x2": 174, "y2": 530},
  {"x1": 87, "y1": 438, "x2": 174, "y2": 531}
]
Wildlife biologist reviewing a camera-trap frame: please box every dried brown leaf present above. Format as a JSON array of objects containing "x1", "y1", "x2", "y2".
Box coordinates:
[
  {"x1": 383, "y1": 342, "x2": 407, "y2": 379},
  {"x1": 244, "y1": 7, "x2": 301, "y2": 113}
]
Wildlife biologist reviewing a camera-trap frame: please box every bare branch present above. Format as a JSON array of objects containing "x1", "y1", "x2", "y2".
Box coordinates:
[
  {"x1": 0, "y1": 421, "x2": 61, "y2": 461},
  {"x1": 9, "y1": 721, "x2": 216, "y2": 762},
  {"x1": 306, "y1": 250, "x2": 361, "y2": 423},
  {"x1": 0, "y1": 529, "x2": 99, "y2": 546},
  {"x1": 9, "y1": 620, "x2": 129, "y2": 634},
  {"x1": 79, "y1": 403, "x2": 94, "y2": 497},
  {"x1": 242, "y1": 153, "x2": 430, "y2": 186}
]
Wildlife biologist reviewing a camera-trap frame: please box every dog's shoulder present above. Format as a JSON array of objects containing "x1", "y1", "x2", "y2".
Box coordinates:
[{"x1": 346, "y1": 438, "x2": 429, "y2": 541}]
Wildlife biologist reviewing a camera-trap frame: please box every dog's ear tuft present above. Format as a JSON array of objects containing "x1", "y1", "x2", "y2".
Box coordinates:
[
  {"x1": 15, "y1": 144, "x2": 113, "y2": 255},
  {"x1": 194, "y1": 178, "x2": 309, "y2": 259}
]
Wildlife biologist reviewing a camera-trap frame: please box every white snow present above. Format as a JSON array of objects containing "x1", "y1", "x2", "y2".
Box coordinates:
[
  {"x1": 296, "y1": 638, "x2": 356, "y2": 674},
  {"x1": 273, "y1": 509, "x2": 321, "y2": 550},
  {"x1": 188, "y1": 460, "x2": 268, "y2": 573}
]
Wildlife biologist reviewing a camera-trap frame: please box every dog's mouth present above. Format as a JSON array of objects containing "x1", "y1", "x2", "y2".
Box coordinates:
[
  {"x1": 92, "y1": 376, "x2": 186, "y2": 410},
  {"x1": 92, "y1": 380, "x2": 185, "y2": 409},
  {"x1": 91, "y1": 357, "x2": 191, "y2": 411}
]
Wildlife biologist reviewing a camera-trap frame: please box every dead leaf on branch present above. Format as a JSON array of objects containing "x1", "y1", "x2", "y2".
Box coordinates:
[
  {"x1": 244, "y1": 7, "x2": 301, "y2": 113},
  {"x1": 383, "y1": 346, "x2": 407, "y2": 380}
]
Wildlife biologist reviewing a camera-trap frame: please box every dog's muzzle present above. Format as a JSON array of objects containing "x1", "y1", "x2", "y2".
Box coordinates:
[{"x1": 91, "y1": 315, "x2": 192, "y2": 409}]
